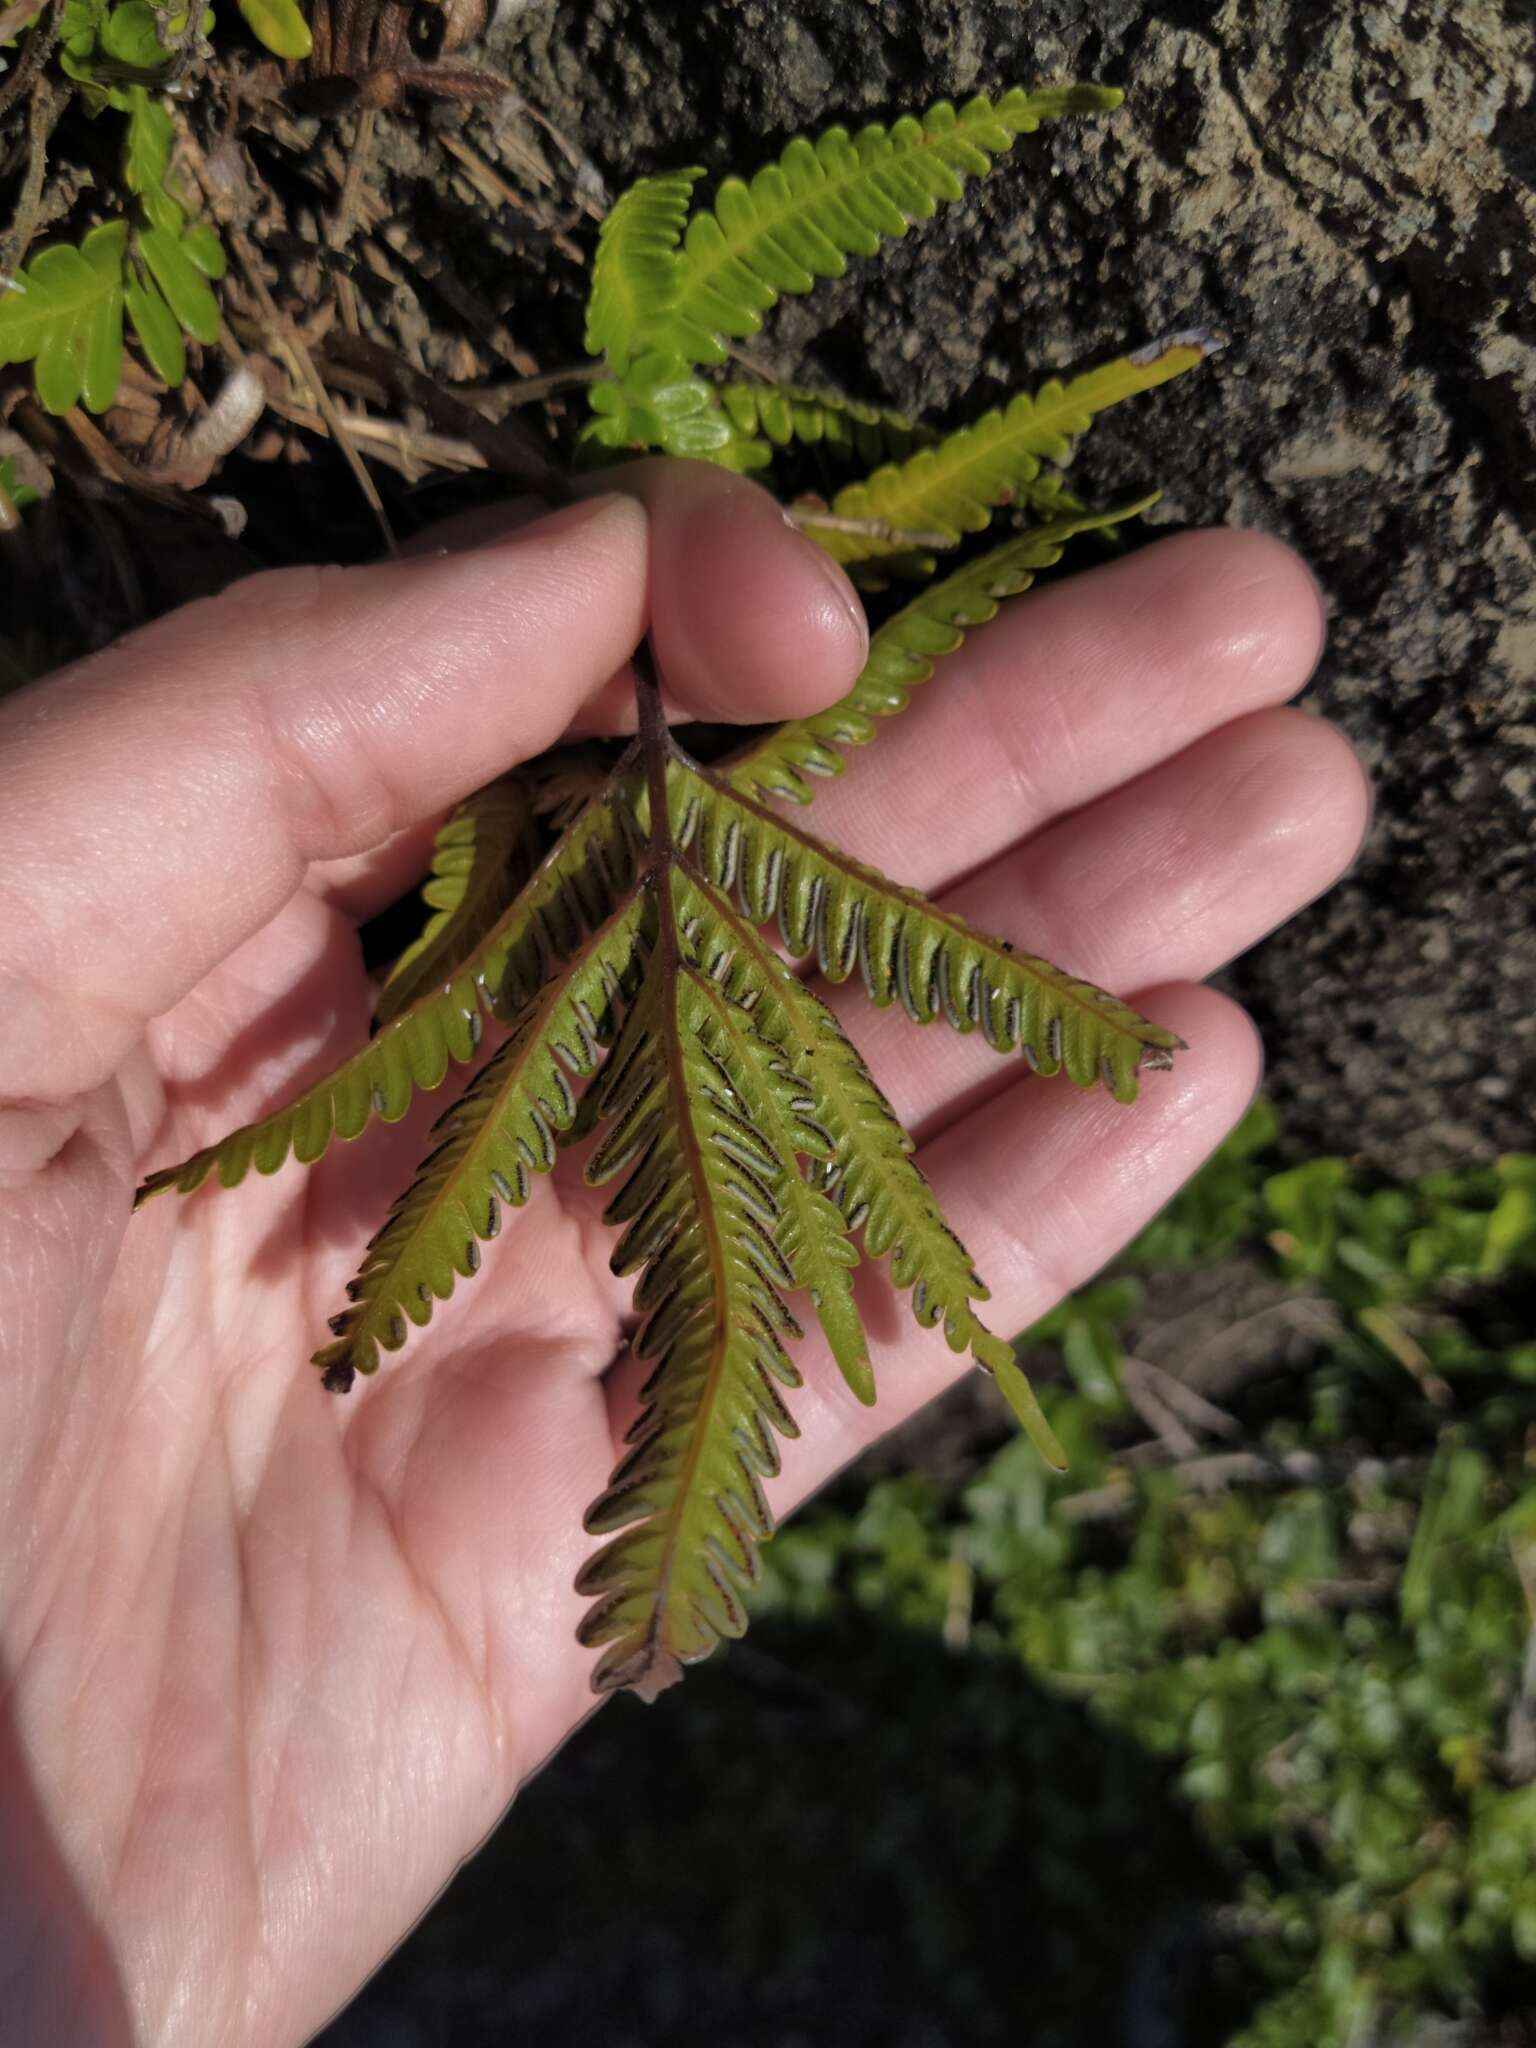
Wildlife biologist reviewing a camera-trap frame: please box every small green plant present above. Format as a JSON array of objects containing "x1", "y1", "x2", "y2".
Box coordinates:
[
  {"x1": 0, "y1": 81, "x2": 224, "y2": 409},
  {"x1": 0, "y1": 0, "x2": 298, "y2": 414},
  {"x1": 756, "y1": 1118, "x2": 1536, "y2": 2044},
  {"x1": 136, "y1": 86, "x2": 1219, "y2": 1698}
]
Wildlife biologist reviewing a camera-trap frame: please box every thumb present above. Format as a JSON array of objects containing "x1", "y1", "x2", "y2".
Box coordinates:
[{"x1": 0, "y1": 477, "x2": 860, "y2": 1109}]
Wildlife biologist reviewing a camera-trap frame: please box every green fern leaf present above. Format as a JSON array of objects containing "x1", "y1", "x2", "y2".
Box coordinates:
[
  {"x1": 373, "y1": 776, "x2": 539, "y2": 1027},
  {"x1": 135, "y1": 793, "x2": 638, "y2": 1200},
  {"x1": 725, "y1": 500, "x2": 1153, "y2": 804},
  {"x1": 717, "y1": 381, "x2": 938, "y2": 469},
  {"x1": 674, "y1": 869, "x2": 871, "y2": 1403},
  {"x1": 667, "y1": 87, "x2": 1122, "y2": 367},
  {"x1": 0, "y1": 222, "x2": 127, "y2": 415},
  {"x1": 674, "y1": 763, "x2": 1180, "y2": 1101},
  {"x1": 237, "y1": 0, "x2": 311, "y2": 59},
  {"x1": 674, "y1": 879, "x2": 1058, "y2": 1458},
  {"x1": 123, "y1": 262, "x2": 185, "y2": 386},
  {"x1": 812, "y1": 332, "x2": 1222, "y2": 569},
  {"x1": 312, "y1": 891, "x2": 651, "y2": 1390},
  {"x1": 135, "y1": 222, "x2": 220, "y2": 346},
  {"x1": 582, "y1": 170, "x2": 767, "y2": 465},
  {"x1": 575, "y1": 878, "x2": 809, "y2": 1698},
  {"x1": 121, "y1": 87, "x2": 182, "y2": 233},
  {"x1": 585, "y1": 169, "x2": 701, "y2": 378}
]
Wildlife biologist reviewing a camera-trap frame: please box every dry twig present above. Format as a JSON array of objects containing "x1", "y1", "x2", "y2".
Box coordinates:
[{"x1": 229, "y1": 225, "x2": 395, "y2": 550}]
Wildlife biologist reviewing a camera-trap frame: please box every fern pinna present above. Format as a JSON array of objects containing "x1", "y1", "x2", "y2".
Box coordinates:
[{"x1": 136, "y1": 84, "x2": 1219, "y2": 1701}]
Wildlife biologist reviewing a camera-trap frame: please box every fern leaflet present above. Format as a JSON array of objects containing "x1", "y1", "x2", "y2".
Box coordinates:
[
  {"x1": 584, "y1": 168, "x2": 701, "y2": 378},
  {"x1": 725, "y1": 500, "x2": 1153, "y2": 804},
  {"x1": 313, "y1": 891, "x2": 651, "y2": 1390},
  {"x1": 717, "y1": 381, "x2": 938, "y2": 469},
  {"x1": 674, "y1": 763, "x2": 1180, "y2": 1100},
  {"x1": 674, "y1": 869, "x2": 871, "y2": 1403},
  {"x1": 135, "y1": 792, "x2": 637, "y2": 1199},
  {"x1": 574, "y1": 874, "x2": 808, "y2": 1698},
  {"x1": 666, "y1": 88, "x2": 1122, "y2": 368},
  {"x1": 0, "y1": 223, "x2": 128, "y2": 414},
  {"x1": 673, "y1": 881, "x2": 1061, "y2": 1460},
  {"x1": 811, "y1": 332, "x2": 1222, "y2": 569},
  {"x1": 373, "y1": 776, "x2": 540, "y2": 1026}
]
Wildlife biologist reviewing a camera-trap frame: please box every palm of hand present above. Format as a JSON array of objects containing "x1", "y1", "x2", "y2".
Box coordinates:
[{"x1": 0, "y1": 472, "x2": 1354, "y2": 2048}]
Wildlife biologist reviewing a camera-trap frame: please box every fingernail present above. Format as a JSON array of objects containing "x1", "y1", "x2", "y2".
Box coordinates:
[{"x1": 795, "y1": 528, "x2": 869, "y2": 662}]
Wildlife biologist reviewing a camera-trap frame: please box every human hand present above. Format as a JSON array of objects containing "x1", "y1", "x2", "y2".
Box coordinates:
[{"x1": 0, "y1": 460, "x2": 1358, "y2": 2046}]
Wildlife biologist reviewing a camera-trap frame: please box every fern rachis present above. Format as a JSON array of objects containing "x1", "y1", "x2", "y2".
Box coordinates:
[{"x1": 132, "y1": 81, "x2": 1215, "y2": 1698}]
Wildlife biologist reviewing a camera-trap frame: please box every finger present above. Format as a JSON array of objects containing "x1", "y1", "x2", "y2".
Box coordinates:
[
  {"x1": 0, "y1": 470, "x2": 865, "y2": 1106},
  {"x1": 768, "y1": 983, "x2": 1262, "y2": 1511},
  {"x1": 304, "y1": 819, "x2": 447, "y2": 924},
  {"x1": 307, "y1": 465, "x2": 869, "y2": 916},
  {"x1": 397, "y1": 469, "x2": 871, "y2": 728},
  {"x1": 819, "y1": 704, "x2": 1368, "y2": 1139},
  {"x1": 793, "y1": 527, "x2": 1326, "y2": 896}
]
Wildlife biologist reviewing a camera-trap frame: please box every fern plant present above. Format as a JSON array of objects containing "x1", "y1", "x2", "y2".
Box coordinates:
[
  {"x1": 0, "y1": 55, "x2": 225, "y2": 410},
  {"x1": 136, "y1": 84, "x2": 1220, "y2": 1700}
]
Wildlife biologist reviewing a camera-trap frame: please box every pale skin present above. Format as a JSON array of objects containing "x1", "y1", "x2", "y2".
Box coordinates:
[{"x1": 0, "y1": 458, "x2": 1364, "y2": 2046}]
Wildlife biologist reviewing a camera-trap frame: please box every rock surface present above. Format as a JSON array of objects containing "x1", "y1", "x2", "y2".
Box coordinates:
[{"x1": 498, "y1": 0, "x2": 1535, "y2": 1172}]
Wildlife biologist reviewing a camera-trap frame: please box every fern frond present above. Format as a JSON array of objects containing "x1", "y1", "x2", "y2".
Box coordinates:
[
  {"x1": 312, "y1": 891, "x2": 651, "y2": 1391},
  {"x1": 581, "y1": 168, "x2": 768, "y2": 467},
  {"x1": 717, "y1": 381, "x2": 938, "y2": 469},
  {"x1": 675, "y1": 764, "x2": 1180, "y2": 1100},
  {"x1": 584, "y1": 169, "x2": 701, "y2": 379},
  {"x1": 725, "y1": 501, "x2": 1152, "y2": 804},
  {"x1": 667, "y1": 87, "x2": 1122, "y2": 368},
  {"x1": 373, "y1": 776, "x2": 539, "y2": 1027},
  {"x1": 678, "y1": 882, "x2": 1063, "y2": 1463},
  {"x1": 673, "y1": 870, "x2": 871, "y2": 1403},
  {"x1": 135, "y1": 790, "x2": 639, "y2": 1201},
  {"x1": 575, "y1": 876, "x2": 808, "y2": 1698},
  {"x1": 0, "y1": 222, "x2": 127, "y2": 415},
  {"x1": 0, "y1": 85, "x2": 227, "y2": 413},
  {"x1": 812, "y1": 331, "x2": 1223, "y2": 569}
]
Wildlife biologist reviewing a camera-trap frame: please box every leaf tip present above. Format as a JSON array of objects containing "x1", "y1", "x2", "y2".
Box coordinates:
[
  {"x1": 591, "y1": 1642, "x2": 686, "y2": 1703},
  {"x1": 1128, "y1": 325, "x2": 1227, "y2": 368}
]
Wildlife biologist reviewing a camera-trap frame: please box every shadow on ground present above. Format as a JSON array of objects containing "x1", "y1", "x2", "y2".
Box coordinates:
[{"x1": 315, "y1": 1614, "x2": 1249, "y2": 2048}]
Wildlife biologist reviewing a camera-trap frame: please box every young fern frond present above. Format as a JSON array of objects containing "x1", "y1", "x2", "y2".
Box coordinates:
[
  {"x1": 135, "y1": 792, "x2": 638, "y2": 1199},
  {"x1": 373, "y1": 776, "x2": 540, "y2": 1026},
  {"x1": 582, "y1": 86, "x2": 1122, "y2": 471},
  {"x1": 583, "y1": 168, "x2": 701, "y2": 378},
  {"x1": 313, "y1": 891, "x2": 652, "y2": 1392},
  {"x1": 811, "y1": 332, "x2": 1223, "y2": 570},
  {"x1": 667, "y1": 88, "x2": 1122, "y2": 368},
  {"x1": 584, "y1": 349, "x2": 753, "y2": 466},
  {"x1": 673, "y1": 763, "x2": 1180, "y2": 1100},
  {"x1": 725, "y1": 500, "x2": 1153, "y2": 805}
]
